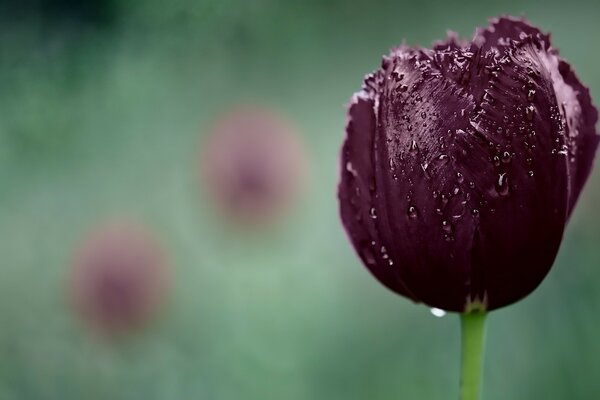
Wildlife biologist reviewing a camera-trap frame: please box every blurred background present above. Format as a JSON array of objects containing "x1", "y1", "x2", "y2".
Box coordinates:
[{"x1": 0, "y1": 0, "x2": 599, "y2": 399}]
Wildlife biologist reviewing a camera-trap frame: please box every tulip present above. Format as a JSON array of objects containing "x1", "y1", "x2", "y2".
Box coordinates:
[
  {"x1": 201, "y1": 105, "x2": 307, "y2": 227},
  {"x1": 338, "y1": 17, "x2": 598, "y2": 400},
  {"x1": 69, "y1": 219, "x2": 169, "y2": 337}
]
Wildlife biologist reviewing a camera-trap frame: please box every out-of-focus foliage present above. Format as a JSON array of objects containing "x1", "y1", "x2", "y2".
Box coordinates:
[{"x1": 0, "y1": 1, "x2": 599, "y2": 399}]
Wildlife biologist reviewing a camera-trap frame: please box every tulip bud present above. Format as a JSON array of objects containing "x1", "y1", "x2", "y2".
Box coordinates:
[
  {"x1": 338, "y1": 17, "x2": 599, "y2": 312},
  {"x1": 69, "y1": 219, "x2": 169, "y2": 336},
  {"x1": 201, "y1": 105, "x2": 307, "y2": 227}
]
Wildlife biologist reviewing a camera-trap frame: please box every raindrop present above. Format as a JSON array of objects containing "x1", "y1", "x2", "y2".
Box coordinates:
[
  {"x1": 501, "y1": 151, "x2": 512, "y2": 164},
  {"x1": 370, "y1": 208, "x2": 377, "y2": 219},
  {"x1": 362, "y1": 246, "x2": 376, "y2": 265},
  {"x1": 430, "y1": 308, "x2": 447, "y2": 318},
  {"x1": 399, "y1": 84, "x2": 409, "y2": 92},
  {"x1": 442, "y1": 220, "x2": 453, "y2": 233},
  {"x1": 495, "y1": 173, "x2": 509, "y2": 197},
  {"x1": 525, "y1": 105, "x2": 535, "y2": 121},
  {"x1": 471, "y1": 209, "x2": 480, "y2": 216},
  {"x1": 408, "y1": 206, "x2": 419, "y2": 219},
  {"x1": 456, "y1": 172, "x2": 464, "y2": 183},
  {"x1": 468, "y1": 181, "x2": 475, "y2": 189},
  {"x1": 409, "y1": 140, "x2": 419, "y2": 153},
  {"x1": 493, "y1": 156, "x2": 501, "y2": 167},
  {"x1": 346, "y1": 162, "x2": 358, "y2": 176},
  {"x1": 528, "y1": 170, "x2": 534, "y2": 177},
  {"x1": 527, "y1": 89, "x2": 536, "y2": 101},
  {"x1": 380, "y1": 246, "x2": 389, "y2": 259}
]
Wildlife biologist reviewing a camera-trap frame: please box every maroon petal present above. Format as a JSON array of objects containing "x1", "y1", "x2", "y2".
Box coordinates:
[
  {"x1": 554, "y1": 60, "x2": 600, "y2": 215},
  {"x1": 473, "y1": 16, "x2": 551, "y2": 52},
  {"x1": 339, "y1": 80, "x2": 418, "y2": 301}
]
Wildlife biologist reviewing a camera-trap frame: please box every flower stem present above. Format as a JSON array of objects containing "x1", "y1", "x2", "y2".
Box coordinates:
[{"x1": 459, "y1": 311, "x2": 487, "y2": 400}]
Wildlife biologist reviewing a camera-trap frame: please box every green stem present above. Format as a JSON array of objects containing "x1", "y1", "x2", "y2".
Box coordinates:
[{"x1": 459, "y1": 312, "x2": 487, "y2": 400}]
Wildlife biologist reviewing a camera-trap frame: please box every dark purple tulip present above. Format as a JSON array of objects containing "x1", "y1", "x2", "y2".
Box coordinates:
[
  {"x1": 201, "y1": 105, "x2": 307, "y2": 227},
  {"x1": 70, "y1": 220, "x2": 169, "y2": 336},
  {"x1": 339, "y1": 17, "x2": 599, "y2": 312}
]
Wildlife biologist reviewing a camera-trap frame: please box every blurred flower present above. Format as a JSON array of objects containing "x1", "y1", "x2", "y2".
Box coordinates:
[
  {"x1": 69, "y1": 219, "x2": 169, "y2": 336},
  {"x1": 201, "y1": 105, "x2": 307, "y2": 227},
  {"x1": 338, "y1": 17, "x2": 599, "y2": 312}
]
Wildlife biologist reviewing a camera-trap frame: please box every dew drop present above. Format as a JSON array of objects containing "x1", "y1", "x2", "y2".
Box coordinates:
[
  {"x1": 380, "y1": 246, "x2": 388, "y2": 259},
  {"x1": 525, "y1": 105, "x2": 535, "y2": 121},
  {"x1": 471, "y1": 209, "x2": 479, "y2": 216},
  {"x1": 442, "y1": 220, "x2": 453, "y2": 233},
  {"x1": 409, "y1": 140, "x2": 419, "y2": 153},
  {"x1": 408, "y1": 206, "x2": 419, "y2": 219},
  {"x1": 495, "y1": 173, "x2": 509, "y2": 197},
  {"x1": 430, "y1": 308, "x2": 447, "y2": 318},
  {"x1": 501, "y1": 151, "x2": 511, "y2": 164},
  {"x1": 399, "y1": 84, "x2": 409, "y2": 92},
  {"x1": 527, "y1": 89, "x2": 536, "y2": 101},
  {"x1": 493, "y1": 155, "x2": 501, "y2": 167},
  {"x1": 362, "y1": 246, "x2": 376, "y2": 265},
  {"x1": 456, "y1": 172, "x2": 464, "y2": 183},
  {"x1": 370, "y1": 208, "x2": 377, "y2": 219},
  {"x1": 346, "y1": 161, "x2": 358, "y2": 176},
  {"x1": 528, "y1": 170, "x2": 534, "y2": 177}
]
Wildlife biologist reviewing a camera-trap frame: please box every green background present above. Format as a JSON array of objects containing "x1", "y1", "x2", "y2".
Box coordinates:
[{"x1": 1, "y1": 0, "x2": 599, "y2": 399}]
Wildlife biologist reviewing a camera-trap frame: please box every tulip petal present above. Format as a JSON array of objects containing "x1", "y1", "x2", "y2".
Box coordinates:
[
  {"x1": 339, "y1": 78, "x2": 418, "y2": 301},
  {"x1": 474, "y1": 16, "x2": 551, "y2": 52},
  {"x1": 555, "y1": 60, "x2": 600, "y2": 215}
]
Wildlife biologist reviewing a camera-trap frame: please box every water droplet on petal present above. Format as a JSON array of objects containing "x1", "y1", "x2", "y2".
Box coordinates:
[
  {"x1": 456, "y1": 172, "x2": 464, "y2": 183},
  {"x1": 525, "y1": 105, "x2": 535, "y2": 121},
  {"x1": 370, "y1": 208, "x2": 377, "y2": 219},
  {"x1": 495, "y1": 173, "x2": 509, "y2": 197},
  {"x1": 409, "y1": 140, "x2": 419, "y2": 153},
  {"x1": 527, "y1": 89, "x2": 536, "y2": 101},
  {"x1": 442, "y1": 220, "x2": 453, "y2": 233},
  {"x1": 430, "y1": 308, "x2": 447, "y2": 318},
  {"x1": 346, "y1": 161, "x2": 358, "y2": 176},
  {"x1": 408, "y1": 206, "x2": 419, "y2": 219},
  {"x1": 501, "y1": 151, "x2": 511, "y2": 164}
]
